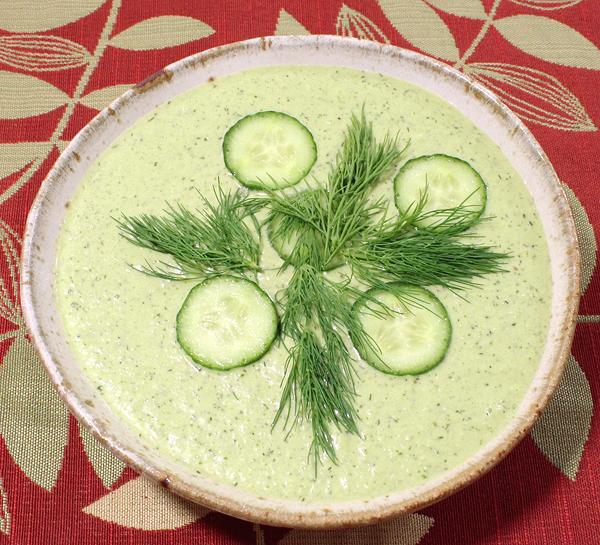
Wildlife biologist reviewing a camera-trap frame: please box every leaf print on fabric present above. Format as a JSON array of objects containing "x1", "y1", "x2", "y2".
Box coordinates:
[
  {"x1": 82, "y1": 475, "x2": 209, "y2": 529},
  {"x1": 0, "y1": 71, "x2": 68, "y2": 120},
  {"x1": 0, "y1": 142, "x2": 53, "y2": 180},
  {"x1": 464, "y1": 63, "x2": 596, "y2": 131},
  {"x1": 0, "y1": 0, "x2": 107, "y2": 32},
  {"x1": 531, "y1": 355, "x2": 593, "y2": 480},
  {"x1": 56, "y1": 140, "x2": 70, "y2": 153},
  {"x1": 0, "y1": 477, "x2": 9, "y2": 536},
  {"x1": 510, "y1": 0, "x2": 584, "y2": 10},
  {"x1": 109, "y1": 16, "x2": 214, "y2": 51},
  {"x1": 0, "y1": 220, "x2": 24, "y2": 329},
  {"x1": 78, "y1": 422, "x2": 126, "y2": 489},
  {"x1": 336, "y1": 4, "x2": 390, "y2": 43},
  {"x1": 0, "y1": 34, "x2": 90, "y2": 72},
  {"x1": 80, "y1": 84, "x2": 132, "y2": 110},
  {"x1": 280, "y1": 513, "x2": 434, "y2": 545},
  {"x1": 274, "y1": 9, "x2": 310, "y2": 35},
  {"x1": 0, "y1": 335, "x2": 70, "y2": 490},
  {"x1": 426, "y1": 0, "x2": 487, "y2": 19},
  {"x1": 494, "y1": 15, "x2": 600, "y2": 69},
  {"x1": 378, "y1": 0, "x2": 459, "y2": 61},
  {"x1": 0, "y1": 222, "x2": 69, "y2": 490},
  {"x1": 562, "y1": 184, "x2": 597, "y2": 292}
]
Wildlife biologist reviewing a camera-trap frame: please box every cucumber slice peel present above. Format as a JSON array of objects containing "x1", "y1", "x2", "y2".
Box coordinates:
[
  {"x1": 353, "y1": 283, "x2": 451, "y2": 375},
  {"x1": 394, "y1": 154, "x2": 486, "y2": 229},
  {"x1": 176, "y1": 276, "x2": 278, "y2": 370},
  {"x1": 223, "y1": 111, "x2": 317, "y2": 190}
]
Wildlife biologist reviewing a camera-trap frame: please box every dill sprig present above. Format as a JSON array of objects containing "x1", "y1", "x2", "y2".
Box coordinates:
[
  {"x1": 320, "y1": 109, "x2": 406, "y2": 267},
  {"x1": 264, "y1": 188, "x2": 330, "y2": 270},
  {"x1": 259, "y1": 110, "x2": 405, "y2": 272},
  {"x1": 347, "y1": 199, "x2": 508, "y2": 290},
  {"x1": 271, "y1": 112, "x2": 408, "y2": 465},
  {"x1": 274, "y1": 265, "x2": 375, "y2": 466},
  {"x1": 116, "y1": 185, "x2": 260, "y2": 280}
]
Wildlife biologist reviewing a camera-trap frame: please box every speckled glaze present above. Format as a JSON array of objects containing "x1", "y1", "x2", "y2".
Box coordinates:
[{"x1": 21, "y1": 36, "x2": 580, "y2": 528}]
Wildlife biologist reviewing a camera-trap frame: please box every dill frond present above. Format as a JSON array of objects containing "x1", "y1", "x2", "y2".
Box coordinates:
[
  {"x1": 274, "y1": 265, "x2": 375, "y2": 465},
  {"x1": 321, "y1": 109, "x2": 407, "y2": 266},
  {"x1": 347, "y1": 201, "x2": 508, "y2": 290},
  {"x1": 116, "y1": 185, "x2": 260, "y2": 280}
]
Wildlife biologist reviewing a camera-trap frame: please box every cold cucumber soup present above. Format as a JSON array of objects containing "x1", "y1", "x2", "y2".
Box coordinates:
[{"x1": 55, "y1": 66, "x2": 551, "y2": 502}]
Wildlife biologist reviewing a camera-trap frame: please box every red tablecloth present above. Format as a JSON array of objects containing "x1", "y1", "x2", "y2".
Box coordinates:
[{"x1": 0, "y1": 1, "x2": 598, "y2": 544}]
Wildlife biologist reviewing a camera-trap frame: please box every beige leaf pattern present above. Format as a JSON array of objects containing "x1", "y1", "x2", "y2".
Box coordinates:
[
  {"x1": 280, "y1": 513, "x2": 434, "y2": 545},
  {"x1": 83, "y1": 475, "x2": 210, "y2": 529},
  {"x1": 464, "y1": 62, "x2": 596, "y2": 131},
  {"x1": 510, "y1": 0, "x2": 584, "y2": 10},
  {"x1": 0, "y1": 141, "x2": 53, "y2": 179},
  {"x1": 274, "y1": 9, "x2": 310, "y2": 36},
  {"x1": 56, "y1": 140, "x2": 70, "y2": 153},
  {"x1": 109, "y1": 16, "x2": 215, "y2": 51},
  {"x1": 0, "y1": 34, "x2": 89, "y2": 72},
  {"x1": 0, "y1": 220, "x2": 23, "y2": 328},
  {"x1": 0, "y1": 477, "x2": 9, "y2": 536},
  {"x1": 80, "y1": 84, "x2": 132, "y2": 110},
  {"x1": 531, "y1": 355, "x2": 593, "y2": 480},
  {"x1": 494, "y1": 15, "x2": 600, "y2": 70},
  {"x1": 336, "y1": 4, "x2": 390, "y2": 43},
  {"x1": 78, "y1": 422, "x2": 126, "y2": 489},
  {"x1": 0, "y1": 222, "x2": 69, "y2": 492},
  {"x1": 0, "y1": 0, "x2": 107, "y2": 32},
  {"x1": 0, "y1": 335, "x2": 70, "y2": 490},
  {"x1": 378, "y1": 0, "x2": 459, "y2": 61},
  {"x1": 426, "y1": 0, "x2": 487, "y2": 19},
  {"x1": 0, "y1": 71, "x2": 68, "y2": 120},
  {"x1": 562, "y1": 184, "x2": 597, "y2": 292}
]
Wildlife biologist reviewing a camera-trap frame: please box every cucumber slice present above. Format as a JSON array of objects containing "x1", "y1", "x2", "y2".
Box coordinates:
[
  {"x1": 267, "y1": 189, "x2": 343, "y2": 271},
  {"x1": 353, "y1": 284, "x2": 451, "y2": 375},
  {"x1": 223, "y1": 111, "x2": 317, "y2": 190},
  {"x1": 394, "y1": 154, "x2": 486, "y2": 229},
  {"x1": 176, "y1": 276, "x2": 278, "y2": 370}
]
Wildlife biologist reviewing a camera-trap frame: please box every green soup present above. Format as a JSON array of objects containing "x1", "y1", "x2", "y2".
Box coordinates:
[{"x1": 55, "y1": 66, "x2": 551, "y2": 502}]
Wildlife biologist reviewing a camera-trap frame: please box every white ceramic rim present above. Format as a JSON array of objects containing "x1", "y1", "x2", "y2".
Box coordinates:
[{"x1": 21, "y1": 36, "x2": 580, "y2": 529}]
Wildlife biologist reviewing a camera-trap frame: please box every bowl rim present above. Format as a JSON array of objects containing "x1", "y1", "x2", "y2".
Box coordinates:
[{"x1": 20, "y1": 35, "x2": 581, "y2": 529}]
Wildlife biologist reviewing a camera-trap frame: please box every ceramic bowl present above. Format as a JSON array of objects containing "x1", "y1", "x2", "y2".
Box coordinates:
[{"x1": 21, "y1": 36, "x2": 580, "y2": 529}]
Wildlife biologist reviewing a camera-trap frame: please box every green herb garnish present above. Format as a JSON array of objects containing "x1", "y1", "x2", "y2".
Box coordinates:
[
  {"x1": 116, "y1": 185, "x2": 260, "y2": 279},
  {"x1": 117, "y1": 110, "x2": 508, "y2": 468}
]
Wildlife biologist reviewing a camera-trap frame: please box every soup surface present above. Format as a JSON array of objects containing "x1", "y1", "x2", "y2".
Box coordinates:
[{"x1": 55, "y1": 66, "x2": 552, "y2": 502}]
